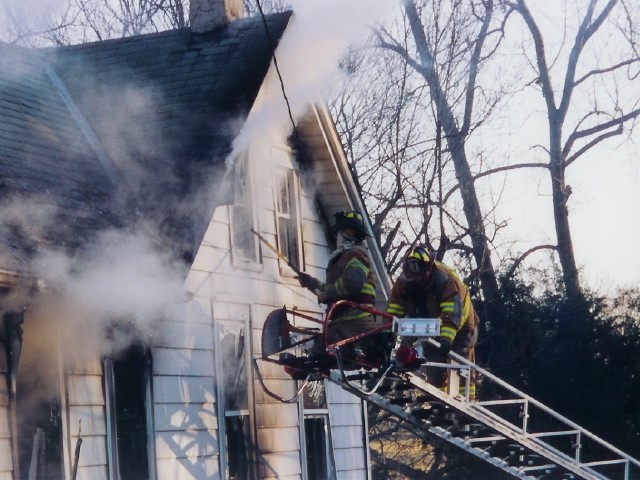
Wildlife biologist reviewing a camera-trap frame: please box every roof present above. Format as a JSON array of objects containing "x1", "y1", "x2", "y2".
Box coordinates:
[{"x1": 0, "y1": 12, "x2": 292, "y2": 274}]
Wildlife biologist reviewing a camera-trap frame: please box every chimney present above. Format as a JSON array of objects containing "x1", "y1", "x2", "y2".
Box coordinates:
[{"x1": 190, "y1": 0, "x2": 243, "y2": 33}]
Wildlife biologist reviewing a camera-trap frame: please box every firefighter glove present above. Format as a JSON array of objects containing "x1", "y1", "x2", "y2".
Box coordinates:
[
  {"x1": 297, "y1": 272, "x2": 320, "y2": 291},
  {"x1": 438, "y1": 338, "x2": 452, "y2": 357},
  {"x1": 317, "y1": 289, "x2": 330, "y2": 304}
]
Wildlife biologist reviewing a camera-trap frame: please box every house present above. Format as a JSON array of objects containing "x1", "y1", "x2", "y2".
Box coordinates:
[{"x1": 0, "y1": 0, "x2": 391, "y2": 479}]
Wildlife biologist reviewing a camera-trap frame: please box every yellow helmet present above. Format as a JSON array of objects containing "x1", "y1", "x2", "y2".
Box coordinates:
[
  {"x1": 333, "y1": 210, "x2": 369, "y2": 240},
  {"x1": 402, "y1": 245, "x2": 433, "y2": 282}
]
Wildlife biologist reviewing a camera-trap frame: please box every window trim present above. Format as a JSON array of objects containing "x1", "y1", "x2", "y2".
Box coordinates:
[
  {"x1": 298, "y1": 392, "x2": 336, "y2": 480},
  {"x1": 273, "y1": 166, "x2": 303, "y2": 277},
  {"x1": 229, "y1": 153, "x2": 262, "y2": 270},
  {"x1": 213, "y1": 318, "x2": 256, "y2": 479},
  {"x1": 103, "y1": 344, "x2": 155, "y2": 480}
]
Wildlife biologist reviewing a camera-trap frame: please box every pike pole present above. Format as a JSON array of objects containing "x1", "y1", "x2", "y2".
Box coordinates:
[{"x1": 250, "y1": 228, "x2": 302, "y2": 275}]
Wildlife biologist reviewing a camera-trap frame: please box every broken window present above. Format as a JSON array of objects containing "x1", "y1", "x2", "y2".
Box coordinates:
[
  {"x1": 104, "y1": 343, "x2": 152, "y2": 480},
  {"x1": 216, "y1": 323, "x2": 252, "y2": 479},
  {"x1": 231, "y1": 153, "x2": 259, "y2": 264},
  {"x1": 301, "y1": 381, "x2": 336, "y2": 480},
  {"x1": 274, "y1": 168, "x2": 301, "y2": 271}
]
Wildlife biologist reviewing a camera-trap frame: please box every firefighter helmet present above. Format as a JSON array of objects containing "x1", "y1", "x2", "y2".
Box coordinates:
[
  {"x1": 333, "y1": 210, "x2": 369, "y2": 240},
  {"x1": 402, "y1": 245, "x2": 434, "y2": 282}
]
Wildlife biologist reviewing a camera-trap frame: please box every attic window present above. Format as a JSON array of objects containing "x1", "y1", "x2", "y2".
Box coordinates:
[{"x1": 274, "y1": 168, "x2": 301, "y2": 272}]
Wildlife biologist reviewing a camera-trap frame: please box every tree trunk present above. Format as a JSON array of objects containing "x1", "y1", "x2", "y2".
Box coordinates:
[
  {"x1": 404, "y1": 0, "x2": 501, "y2": 321},
  {"x1": 548, "y1": 124, "x2": 582, "y2": 303}
]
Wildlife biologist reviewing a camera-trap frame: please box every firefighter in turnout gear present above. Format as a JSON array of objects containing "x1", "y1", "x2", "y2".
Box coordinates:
[
  {"x1": 387, "y1": 245, "x2": 479, "y2": 400},
  {"x1": 297, "y1": 211, "x2": 380, "y2": 359}
]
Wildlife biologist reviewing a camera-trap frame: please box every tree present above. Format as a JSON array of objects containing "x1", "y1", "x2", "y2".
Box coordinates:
[
  {"x1": 0, "y1": 0, "x2": 189, "y2": 46},
  {"x1": 339, "y1": 0, "x2": 510, "y2": 322},
  {"x1": 330, "y1": 41, "x2": 438, "y2": 271},
  {"x1": 506, "y1": 0, "x2": 640, "y2": 303},
  {"x1": 485, "y1": 266, "x2": 640, "y2": 459}
]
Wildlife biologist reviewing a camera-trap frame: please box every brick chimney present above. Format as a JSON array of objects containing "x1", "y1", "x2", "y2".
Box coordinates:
[{"x1": 190, "y1": 0, "x2": 243, "y2": 33}]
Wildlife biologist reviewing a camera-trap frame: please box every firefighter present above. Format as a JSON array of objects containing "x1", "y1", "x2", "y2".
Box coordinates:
[
  {"x1": 297, "y1": 210, "x2": 381, "y2": 360},
  {"x1": 387, "y1": 245, "x2": 479, "y2": 400}
]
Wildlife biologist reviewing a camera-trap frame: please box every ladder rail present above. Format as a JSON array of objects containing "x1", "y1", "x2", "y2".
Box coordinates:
[
  {"x1": 404, "y1": 373, "x2": 610, "y2": 480},
  {"x1": 258, "y1": 304, "x2": 640, "y2": 479},
  {"x1": 328, "y1": 370, "x2": 539, "y2": 480},
  {"x1": 436, "y1": 340, "x2": 640, "y2": 473}
]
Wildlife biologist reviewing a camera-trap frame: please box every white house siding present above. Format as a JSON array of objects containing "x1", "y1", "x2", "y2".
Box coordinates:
[
  {"x1": 152, "y1": 308, "x2": 218, "y2": 480},
  {"x1": 65, "y1": 364, "x2": 109, "y2": 480},
  {"x1": 327, "y1": 383, "x2": 368, "y2": 480},
  {"x1": 179, "y1": 139, "x2": 370, "y2": 480},
  {"x1": 0, "y1": 342, "x2": 12, "y2": 480}
]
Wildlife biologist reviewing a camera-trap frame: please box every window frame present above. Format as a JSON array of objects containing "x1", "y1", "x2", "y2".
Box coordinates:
[
  {"x1": 229, "y1": 152, "x2": 261, "y2": 269},
  {"x1": 273, "y1": 166, "x2": 303, "y2": 276},
  {"x1": 214, "y1": 318, "x2": 256, "y2": 479},
  {"x1": 298, "y1": 381, "x2": 336, "y2": 480},
  {"x1": 103, "y1": 344, "x2": 155, "y2": 480}
]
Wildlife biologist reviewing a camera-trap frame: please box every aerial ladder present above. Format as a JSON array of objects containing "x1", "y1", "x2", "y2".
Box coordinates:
[{"x1": 255, "y1": 301, "x2": 640, "y2": 480}]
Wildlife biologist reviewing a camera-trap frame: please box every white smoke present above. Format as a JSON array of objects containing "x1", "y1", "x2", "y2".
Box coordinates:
[
  {"x1": 23, "y1": 227, "x2": 188, "y2": 373},
  {"x1": 230, "y1": 0, "x2": 397, "y2": 156}
]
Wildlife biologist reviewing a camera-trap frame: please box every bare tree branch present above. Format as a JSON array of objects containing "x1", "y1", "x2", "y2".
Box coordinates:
[{"x1": 506, "y1": 244, "x2": 558, "y2": 279}]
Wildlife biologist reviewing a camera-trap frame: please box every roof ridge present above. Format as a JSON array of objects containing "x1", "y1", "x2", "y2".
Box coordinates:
[{"x1": 44, "y1": 11, "x2": 292, "y2": 52}]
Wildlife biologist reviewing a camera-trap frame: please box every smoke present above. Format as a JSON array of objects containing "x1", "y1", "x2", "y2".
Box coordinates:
[
  {"x1": 29, "y1": 227, "x2": 188, "y2": 356},
  {"x1": 230, "y1": 0, "x2": 396, "y2": 156}
]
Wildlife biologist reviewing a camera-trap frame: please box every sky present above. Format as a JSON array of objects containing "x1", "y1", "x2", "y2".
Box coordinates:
[
  {"x1": 495, "y1": 92, "x2": 640, "y2": 292},
  {"x1": 485, "y1": 1, "x2": 640, "y2": 292}
]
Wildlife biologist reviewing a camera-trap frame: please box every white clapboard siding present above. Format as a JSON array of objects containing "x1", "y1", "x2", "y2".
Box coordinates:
[
  {"x1": 173, "y1": 117, "x2": 370, "y2": 480},
  {"x1": 258, "y1": 451, "x2": 302, "y2": 479},
  {"x1": 327, "y1": 381, "x2": 367, "y2": 480},
  {"x1": 0, "y1": 362, "x2": 12, "y2": 479},
  {"x1": 152, "y1": 347, "x2": 215, "y2": 377},
  {"x1": 66, "y1": 372, "x2": 108, "y2": 480},
  {"x1": 155, "y1": 455, "x2": 219, "y2": 480},
  {"x1": 156, "y1": 430, "x2": 218, "y2": 459},
  {"x1": 151, "y1": 276, "x2": 218, "y2": 480},
  {"x1": 256, "y1": 426, "x2": 300, "y2": 452},
  {"x1": 74, "y1": 464, "x2": 108, "y2": 480},
  {"x1": 0, "y1": 438, "x2": 12, "y2": 472}
]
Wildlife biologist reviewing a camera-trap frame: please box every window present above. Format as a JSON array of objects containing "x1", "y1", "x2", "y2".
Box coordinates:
[
  {"x1": 301, "y1": 382, "x2": 336, "y2": 480},
  {"x1": 216, "y1": 322, "x2": 252, "y2": 479},
  {"x1": 104, "y1": 343, "x2": 153, "y2": 480},
  {"x1": 230, "y1": 154, "x2": 259, "y2": 264},
  {"x1": 274, "y1": 168, "x2": 301, "y2": 271}
]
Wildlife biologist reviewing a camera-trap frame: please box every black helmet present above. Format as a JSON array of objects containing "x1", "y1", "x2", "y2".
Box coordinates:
[
  {"x1": 333, "y1": 210, "x2": 369, "y2": 240},
  {"x1": 402, "y1": 245, "x2": 434, "y2": 282}
]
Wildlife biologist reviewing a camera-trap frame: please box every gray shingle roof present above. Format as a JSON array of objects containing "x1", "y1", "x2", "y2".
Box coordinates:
[{"x1": 0, "y1": 12, "x2": 292, "y2": 273}]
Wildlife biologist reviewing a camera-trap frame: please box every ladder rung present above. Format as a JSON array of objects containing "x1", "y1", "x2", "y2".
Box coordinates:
[
  {"x1": 520, "y1": 463, "x2": 558, "y2": 472},
  {"x1": 527, "y1": 429, "x2": 581, "y2": 439},
  {"x1": 465, "y1": 435, "x2": 507, "y2": 443},
  {"x1": 473, "y1": 399, "x2": 527, "y2": 407}
]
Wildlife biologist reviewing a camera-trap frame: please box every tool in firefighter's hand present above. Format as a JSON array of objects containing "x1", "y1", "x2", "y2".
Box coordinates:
[
  {"x1": 250, "y1": 228, "x2": 302, "y2": 275},
  {"x1": 250, "y1": 228, "x2": 322, "y2": 295}
]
